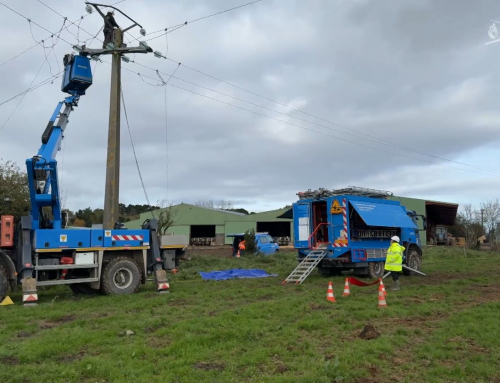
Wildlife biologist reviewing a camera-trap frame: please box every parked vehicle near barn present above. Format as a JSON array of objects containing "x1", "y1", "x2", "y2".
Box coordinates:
[{"x1": 226, "y1": 232, "x2": 280, "y2": 256}]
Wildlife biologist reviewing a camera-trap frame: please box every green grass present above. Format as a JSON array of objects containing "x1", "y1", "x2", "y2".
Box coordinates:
[{"x1": 0, "y1": 247, "x2": 499, "y2": 382}]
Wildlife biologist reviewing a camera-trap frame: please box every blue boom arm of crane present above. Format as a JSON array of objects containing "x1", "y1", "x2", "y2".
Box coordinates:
[{"x1": 26, "y1": 54, "x2": 93, "y2": 231}]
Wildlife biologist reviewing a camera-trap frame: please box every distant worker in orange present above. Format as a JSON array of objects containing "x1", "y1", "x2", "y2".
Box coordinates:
[{"x1": 238, "y1": 238, "x2": 246, "y2": 257}]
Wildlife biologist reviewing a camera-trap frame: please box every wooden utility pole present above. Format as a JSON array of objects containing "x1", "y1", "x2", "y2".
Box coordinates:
[
  {"x1": 103, "y1": 35, "x2": 122, "y2": 230},
  {"x1": 81, "y1": 3, "x2": 152, "y2": 229}
]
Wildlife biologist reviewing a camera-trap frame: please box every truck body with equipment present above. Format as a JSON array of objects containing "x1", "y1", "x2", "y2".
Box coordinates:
[
  {"x1": 0, "y1": 53, "x2": 182, "y2": 305},
  {"x1": 284, "y1": 187, "x2": 426, "y2": 284}
]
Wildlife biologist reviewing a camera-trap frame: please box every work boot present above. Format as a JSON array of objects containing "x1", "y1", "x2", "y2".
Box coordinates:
[{"x1": 392, "y1": 280, "x2": 400, "y2": 291}]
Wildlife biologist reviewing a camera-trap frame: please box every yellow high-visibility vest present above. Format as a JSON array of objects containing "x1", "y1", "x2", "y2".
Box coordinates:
[{"x1": 384, "y1": 243, "x2": 405, "y2": 272}]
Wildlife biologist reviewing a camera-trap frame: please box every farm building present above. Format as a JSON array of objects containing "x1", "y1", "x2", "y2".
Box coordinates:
[
  {"x1": 124, "y1": 195, "x2": 458, "y2": 247},
  {"x1": 124, "y1": 204, "x2": 293, "y2": 245}
]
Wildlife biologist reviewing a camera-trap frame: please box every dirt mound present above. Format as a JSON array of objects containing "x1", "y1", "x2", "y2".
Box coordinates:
[{"x1": 359, "y1": 325, "x2": 380, "y2": 340}]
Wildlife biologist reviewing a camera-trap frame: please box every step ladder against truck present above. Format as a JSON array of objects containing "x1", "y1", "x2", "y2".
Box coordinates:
[{"x1": 282, "y1": 249, "x2": 327, "y2": 285}]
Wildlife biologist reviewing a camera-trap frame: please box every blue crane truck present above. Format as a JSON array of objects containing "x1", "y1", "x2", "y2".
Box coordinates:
[
  {"x1": 0, "y1": 52, "x2": 183, "y2": 305},
  {"x1": 283, "y1": 187, "x2": 426, "y2": 284}
]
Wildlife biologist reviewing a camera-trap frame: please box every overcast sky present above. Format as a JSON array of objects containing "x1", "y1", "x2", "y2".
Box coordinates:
[{"x1": 1, "y1": 0, "x2": 500, "y2": 213}]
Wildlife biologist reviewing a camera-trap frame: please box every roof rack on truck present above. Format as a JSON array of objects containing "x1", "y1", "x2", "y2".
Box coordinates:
[{"x1": 297, "y1": 186, "x2": 393, "y2": 200}]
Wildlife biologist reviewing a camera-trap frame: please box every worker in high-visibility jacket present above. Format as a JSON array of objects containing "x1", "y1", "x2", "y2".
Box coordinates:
[
  {"x1": 384, "y1": 236, "x2": 405, "y2": 291},
  {"x1": 237, "y1": 239, "x2": 246, "y2": 257}
]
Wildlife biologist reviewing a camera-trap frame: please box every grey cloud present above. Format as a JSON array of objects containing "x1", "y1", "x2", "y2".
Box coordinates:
[{"x1": 1, "y1": 0, "x2": 500, "y2": 214}]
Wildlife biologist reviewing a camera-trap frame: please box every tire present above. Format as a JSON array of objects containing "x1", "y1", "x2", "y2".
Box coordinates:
[
  {"x1": 100, "y1": 257, "x2": 141, "y2": 295},
  {"x1": 69, "y1": 283, "x2": 99, "y2": 295},
  {"x1": 403, "y1": 250, "x2": 421, "y2": 276},
  {"x1": 0, "y1": 265, "x2": 8, "y2": 303},
  {"x1": 368, "y1": 261, "x2": 385, "y2": 279}
]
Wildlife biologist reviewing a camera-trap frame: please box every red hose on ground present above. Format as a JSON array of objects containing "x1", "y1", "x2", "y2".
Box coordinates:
[{"x1": 348, "y1": 276, "x2": 380, "y2": 287}]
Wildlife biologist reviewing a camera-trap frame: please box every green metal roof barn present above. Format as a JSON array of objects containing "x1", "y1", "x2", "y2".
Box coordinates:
[{"x1": 124, "y1": 203, "x2": 293, "y2": 245}]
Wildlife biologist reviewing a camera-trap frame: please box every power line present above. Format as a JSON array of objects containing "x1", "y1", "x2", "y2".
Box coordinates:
[
  {"x1": 35, "y1": 0, "x2": 104, "y2": 45},
  {"x1": 116, "y1": 63, "x2": 499, "y2": 178},
  {"x1": 0, "y1": 12, "x2": 92, "y2": 70},
  {"x1": 190, "y1": 0, "x2": 263, "y2": 24},
  {"x1": 130, "y1": 0, "x2": 263, "y2": 43},
  {"x1": 36, "y1": 0, "x2": 64, "y2": 18},
  {"x1": 0, "y1": 2, "x2": 77, "y2": 49},
  {"x1": 0, "y1": 72, "x2": 63, "y2": 107},
  {"x1": 0, "y1": 42, "x2": 40, "y2": 68},
  {"x1": 159, "y1": 63, "x2": 181, "y2": 201},
  {"x1": 120, "y1": 87, "x2": 155, "y2": 217},
  {"x1": 162, "y1": 82, "x2": 499, "y2": 177},
  {"x1": 129, "y1": 59, "x2": 500, "y2": 175},
  {"x1": 0, "y1": 58, "x2": 50, "y2": 133}
]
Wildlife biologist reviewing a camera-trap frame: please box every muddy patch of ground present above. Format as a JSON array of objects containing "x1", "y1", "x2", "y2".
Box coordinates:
[
  {"x1": 56, "y1": 350, "x2": 88, "y2": 363},
  {"x1": 148, "y1": 337, "x2": 172, "y2": 349},
  {"x1": 193, "y1": 361, "x2": 225, "y2": 371},
  {"x1": 0, "y1": 356, "x2": 20, "y2": 365},
  {"x1": 309, "y1": 303, "x2": 330, "y2": 311},
  {"x1": 17, "y1": 331, "x2": 33, "y2": 338},
  {"x1": 39, "y1": 314, "x2": 76, "y2": 329},
  {"x1": 359, "y1": 325, "x2": 380, "y2": 340}
]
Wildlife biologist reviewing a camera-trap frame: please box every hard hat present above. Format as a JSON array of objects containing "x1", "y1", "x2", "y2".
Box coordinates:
[{"x1": 391, "y1": 236, "x2": 400, "y2": 243}]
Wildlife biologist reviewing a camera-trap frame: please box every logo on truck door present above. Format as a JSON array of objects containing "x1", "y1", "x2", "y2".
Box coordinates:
[{"x1": 330, "y1": 200, "x2": 342, "y2": 214}]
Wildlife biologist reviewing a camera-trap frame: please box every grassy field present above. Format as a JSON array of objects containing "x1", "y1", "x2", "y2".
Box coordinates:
[{"x1": 0, "y1": 247, "x2": 499, "y2": 382}]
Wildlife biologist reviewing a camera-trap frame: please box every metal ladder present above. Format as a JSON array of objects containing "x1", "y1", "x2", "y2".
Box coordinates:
[{"x1": 283, "y1": 249, "x2": 327, "y2": 285}]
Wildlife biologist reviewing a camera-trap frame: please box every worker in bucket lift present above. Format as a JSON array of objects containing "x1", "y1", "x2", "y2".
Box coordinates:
[
  {"x1": 103, "y1": 11, "x2": 119, "y2": 48},
  {"x1": 384, "y1": 236, "x2": 404, "y2": 291}
]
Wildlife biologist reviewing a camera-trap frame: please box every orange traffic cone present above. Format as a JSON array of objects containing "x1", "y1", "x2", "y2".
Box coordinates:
[
  {"x1": 378, "y1": 289, "x2": 387, "y2": 308},
  {"x1": 342, "y1": 278, "x2": 350, "y2": 297},
  {"x1": 326, "y1": 281, "x2": 336, "y2": 303},
  {"x1": 379, "y1": 278, "x2": 387, "y2": 296}
]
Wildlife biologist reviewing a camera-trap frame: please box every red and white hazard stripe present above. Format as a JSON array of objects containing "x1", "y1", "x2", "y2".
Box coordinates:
[
  {"x1": 333, "y1": 243, "x2": 348, "y2": 247},
  {"x1": 22, "y1": 294, "x2": 38, "y2": 303},
  {"x1": 333, "y1": 199, "x2": 349, "y2": 248},
  {"x1": 157, "y1": 283, "x2": 169, "y2": 291},
  {"x1": 112, "y1": 235, "x2": 144, "y2": 241},
  {"x1": 342, "y1": 198, "x2": 348, "y2": 237}
]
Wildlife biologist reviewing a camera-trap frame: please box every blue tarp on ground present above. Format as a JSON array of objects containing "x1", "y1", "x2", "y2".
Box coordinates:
[{"x1": 199, "y1": 268, "x2": 278, "y2": 281}]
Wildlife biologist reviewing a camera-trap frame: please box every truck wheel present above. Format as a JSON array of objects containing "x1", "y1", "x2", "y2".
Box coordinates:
[
  {"x1": 403, "y1": 250, "x2": 421, "y2": 276},
  {"x1": 101, "y1": 257, "x2": 141, "y2": 295},
  {"x1": 69, "y1": 283, "x2": 99, "y2": 295},
  {"x1": 0, "y1": 265, "x2": 8, "y2": 303},
  {"x1": 368, "y1": 261, "x2": 385, "y2": 279}
]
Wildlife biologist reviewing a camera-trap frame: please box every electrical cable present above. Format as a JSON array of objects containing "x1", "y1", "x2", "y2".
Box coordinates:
[
  {"x1": 35, "y1": 0, "x2": 104, "y2": 45},
  {"x1": 132, "y1": 0, "x2": 263, "y2": 43},
  {"x1": 0, "y1": 2, "x2": 78, "y2": 48},
  {"x1": 129, "y1": 59, "x2": 500, "y2": 175},
  {"x1": 120, "y1": 87, "x2": 155, "y2": 217},
  {"x1": 115, "y1": 62, "x2": 498, "y2": 177},
  {"x1": 0, "y1": 12, "x2": 92, "y2": 70},
  {"x1": 0, "y1": 72, "x2": 63, "y2": 107},
  {"x1": 160, "y1": 63, "x2": 180, "y2": 201},
  {"x1": 0, "y1": 43, "x2": 40, "y2": 68},
  {"x1": 0, "y1": 58, "x2": 50, "y2": 133},
  {"x1": 138, "y1": 72, "x2": 499, "y2": 177}
]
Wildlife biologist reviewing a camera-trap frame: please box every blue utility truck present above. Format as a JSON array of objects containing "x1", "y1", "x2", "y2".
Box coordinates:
[
  {"x1": 0, "y1": 52, "x2": 183, "y2": 305},
  {"x1": 284, "y1": 187, "x2": 425, "y2": 284}
]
